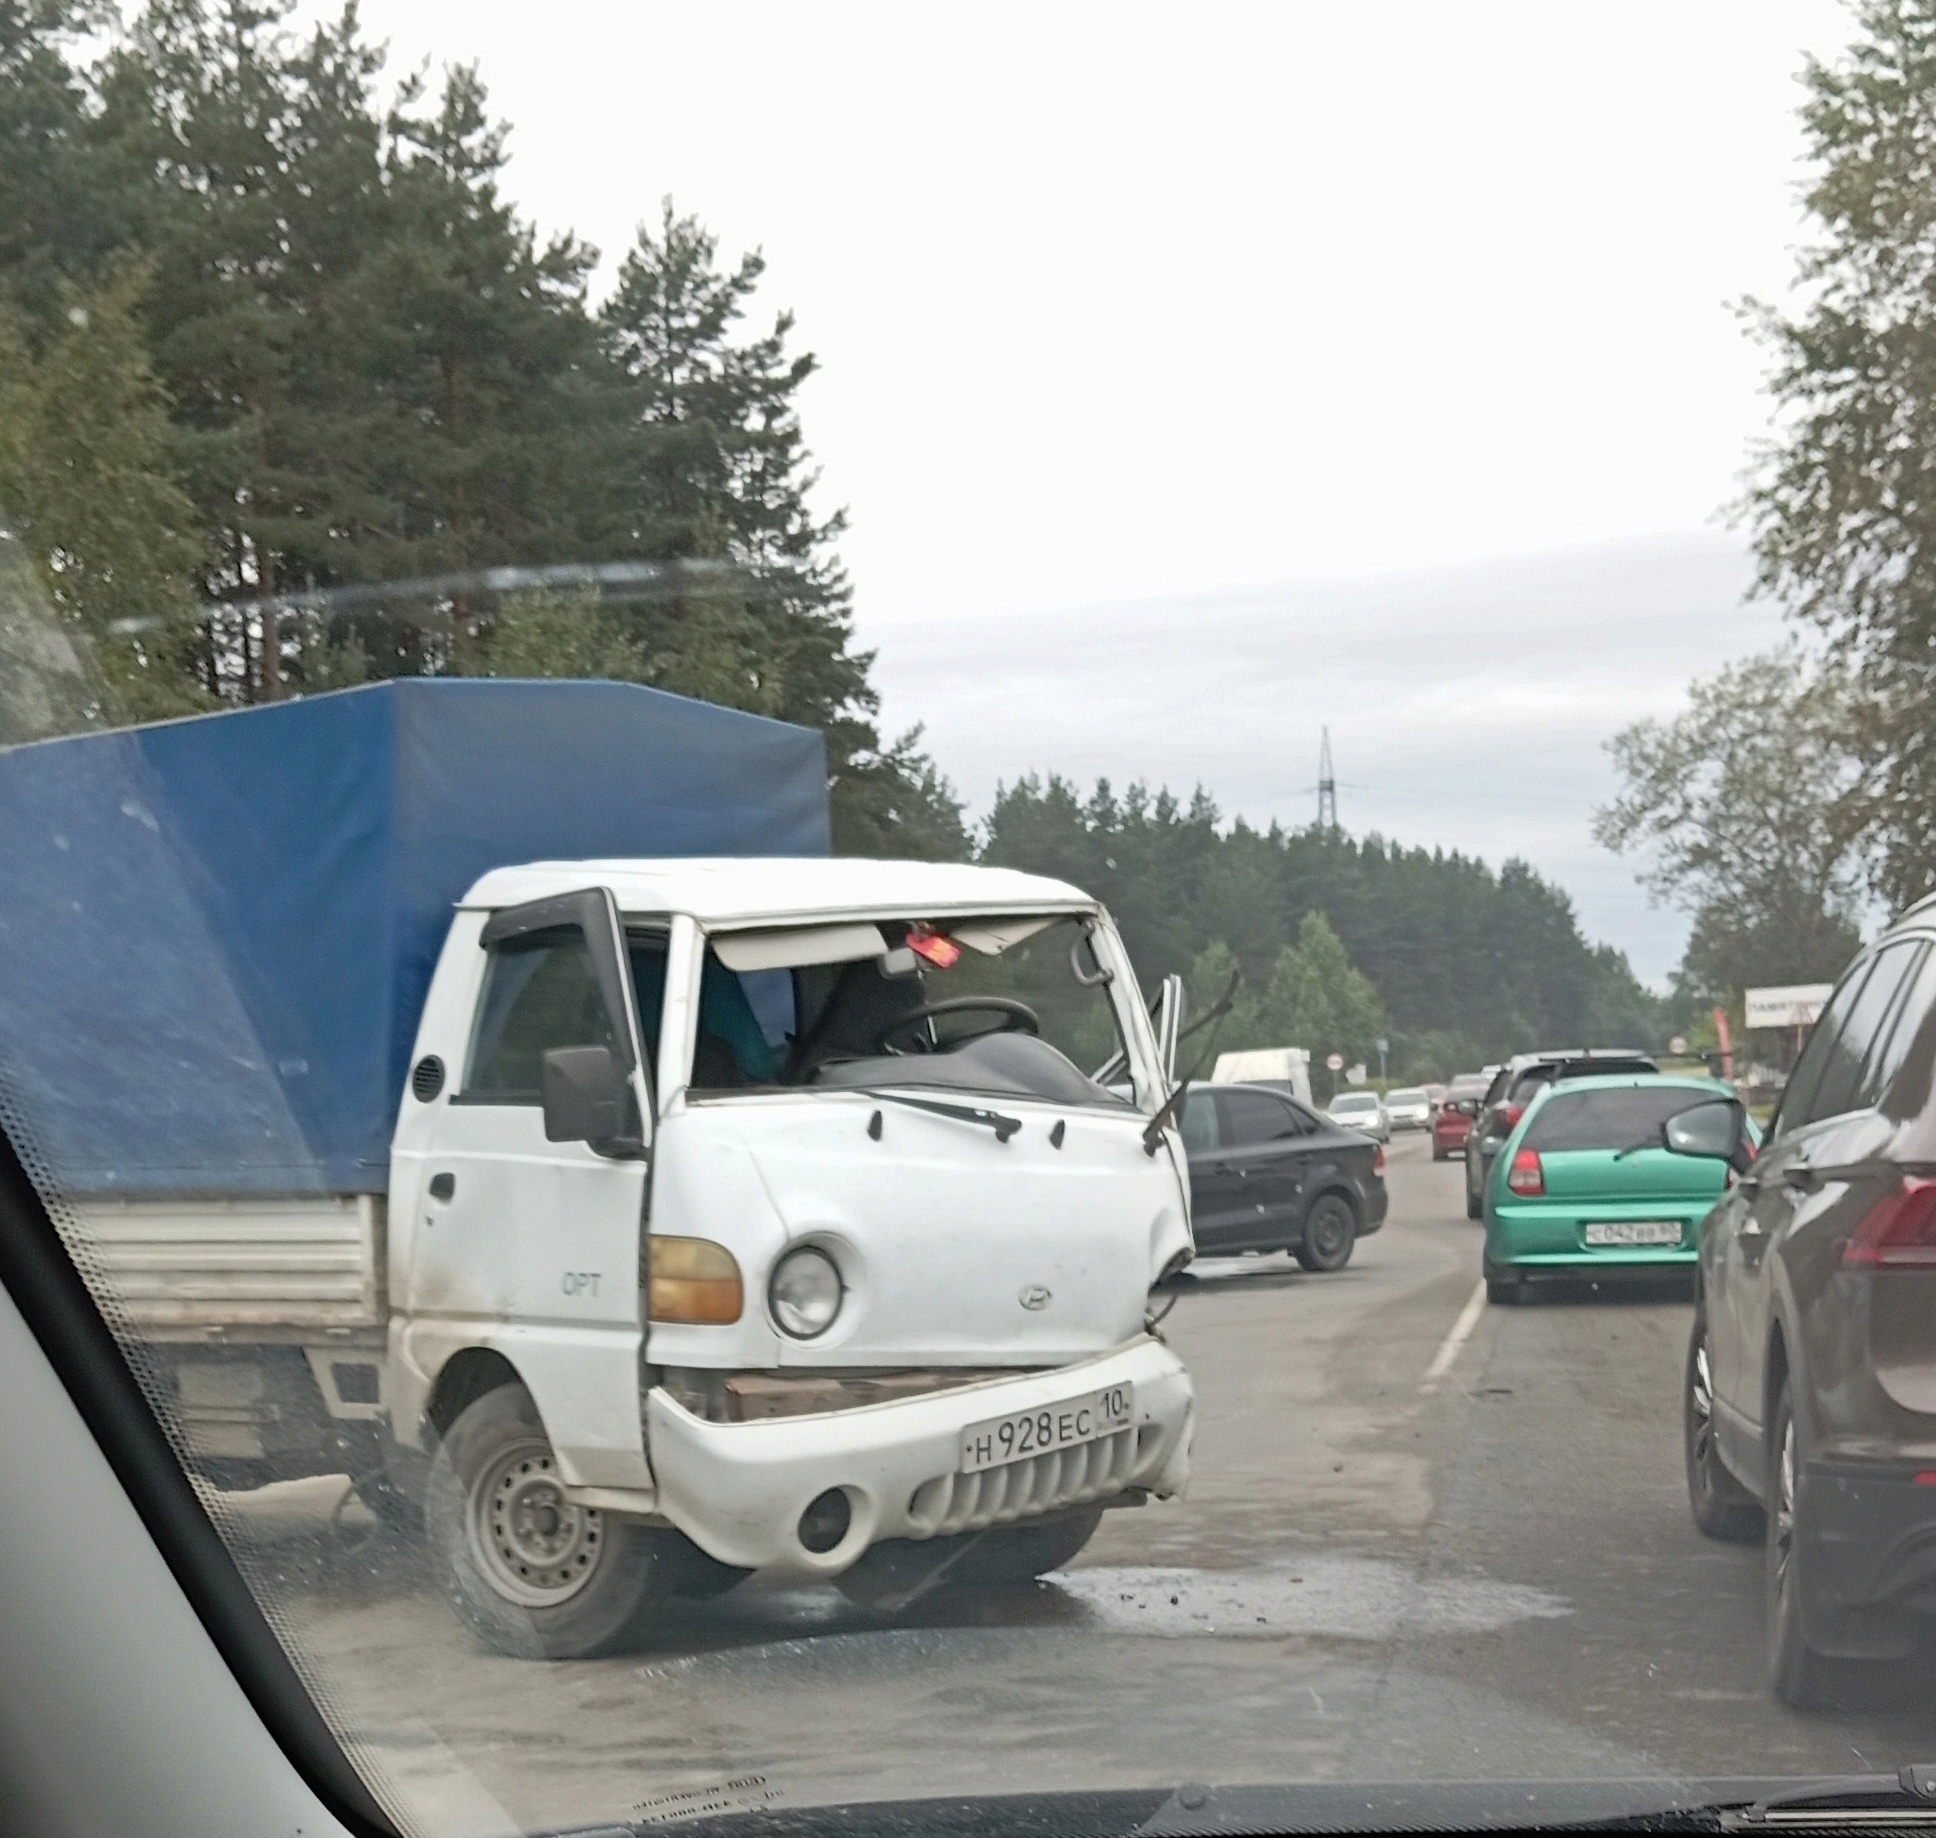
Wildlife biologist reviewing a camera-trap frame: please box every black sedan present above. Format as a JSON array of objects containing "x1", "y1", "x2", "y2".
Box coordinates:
[{"x1": 1180, "y1": 1082, "x2": 1388, "y2": 1271}]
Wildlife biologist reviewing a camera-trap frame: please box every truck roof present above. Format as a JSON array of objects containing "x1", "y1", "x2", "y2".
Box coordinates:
[{"x1": 462, "y1": 856, "x2": 1093, "y2": 923}]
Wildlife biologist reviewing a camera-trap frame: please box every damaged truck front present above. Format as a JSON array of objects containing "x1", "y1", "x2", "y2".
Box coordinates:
[{"x1": 0, "y1": 679, "x2": 1196, "y2": 1658}]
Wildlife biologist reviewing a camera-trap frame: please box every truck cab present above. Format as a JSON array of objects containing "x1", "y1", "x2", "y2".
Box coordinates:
[{"x1": 387, "y1": 858, "x2": 1197, "y2": 1654}]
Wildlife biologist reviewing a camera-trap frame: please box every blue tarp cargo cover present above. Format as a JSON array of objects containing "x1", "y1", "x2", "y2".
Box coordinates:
[{"x1": 0, "y1": 679, "x2": 830, "y2": 1196}]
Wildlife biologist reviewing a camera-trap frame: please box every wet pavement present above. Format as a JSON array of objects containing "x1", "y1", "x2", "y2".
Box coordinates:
[{"x1": 220, "y1": 1136, "x2": 1936, "y2": 1835}]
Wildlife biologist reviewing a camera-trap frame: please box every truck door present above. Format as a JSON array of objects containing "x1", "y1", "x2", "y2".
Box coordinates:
[{"x1": 403, "y1": 888, "x2": 655, "y2": 1491}]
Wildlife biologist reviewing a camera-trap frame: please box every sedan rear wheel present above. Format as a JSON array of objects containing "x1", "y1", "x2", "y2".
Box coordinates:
[
  {"x1": 1295, "y1": 1194, "x2": 1357, "y2": 1272},
  {"x1": 1683, "y1": 1309, "x2": 1760, "y2": 1542}
]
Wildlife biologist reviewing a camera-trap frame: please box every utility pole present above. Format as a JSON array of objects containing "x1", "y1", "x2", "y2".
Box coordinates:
[{"x1": 1317, "y1": 727, "x2": 1338, "y2": 833}]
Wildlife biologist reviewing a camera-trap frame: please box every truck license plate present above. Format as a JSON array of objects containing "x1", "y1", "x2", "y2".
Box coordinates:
[
  {"x1": 1583, "y1": 1220, "x2": 1682, "y2": 1247},
  {"x1": 959, "y1": 1383, "x2": 1134, "y2": 1473}
]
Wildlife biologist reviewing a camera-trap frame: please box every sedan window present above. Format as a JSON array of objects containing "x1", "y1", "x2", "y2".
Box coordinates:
[{"x1": 1217, "y1": 1088, "x2": 1308, "y2": 1145}]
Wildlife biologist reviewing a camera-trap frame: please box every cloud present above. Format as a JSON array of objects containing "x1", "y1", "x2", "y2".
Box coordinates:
[{"x1": 866, "y1": 531, "x2": 1786, "y2": 986}]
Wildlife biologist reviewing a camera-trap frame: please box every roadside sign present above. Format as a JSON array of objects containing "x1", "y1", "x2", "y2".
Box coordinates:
[
  {"x1": 1668, "y1": 1035, "x2": 1688, "y2": 1055},
  {"x1": 1744, "y1": 984, "x2": 1834, "y2": 1030},
  {"x1": 1325, "y1": 1052, "x2": 1344, "y2": 1072},
  {"x1": 1346, "y1": 1063, "x2": 1366, "y2": 1084}
]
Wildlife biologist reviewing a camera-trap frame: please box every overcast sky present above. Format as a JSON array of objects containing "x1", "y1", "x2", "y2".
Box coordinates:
[{"x1": 349, "y1": 0, "x2": 1857, "y2": 983}]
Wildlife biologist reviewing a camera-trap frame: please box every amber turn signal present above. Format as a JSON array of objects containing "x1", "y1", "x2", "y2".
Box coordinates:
[{"x1": 648, "y1": 1236, "x2": 744, "y2": 1323}]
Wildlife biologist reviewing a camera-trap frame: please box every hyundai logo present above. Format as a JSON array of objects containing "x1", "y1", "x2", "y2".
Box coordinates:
[{"x1": 1018, "y1": 1284, "x2": 1052, "y2": 1311}]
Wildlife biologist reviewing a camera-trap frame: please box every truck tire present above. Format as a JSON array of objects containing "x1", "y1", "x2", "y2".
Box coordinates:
[
  {"x1": 945, "y1": 1504, "x2": 1105, "y2": 1586},
  {"x1": 428, "y1": 1382, "x2": 668, "y2": 1658}
]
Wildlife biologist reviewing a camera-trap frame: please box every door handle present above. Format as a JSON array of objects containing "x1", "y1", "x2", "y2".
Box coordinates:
[{"x1": 429, "y1": 1172, "x2": 456, "y2": 1202}]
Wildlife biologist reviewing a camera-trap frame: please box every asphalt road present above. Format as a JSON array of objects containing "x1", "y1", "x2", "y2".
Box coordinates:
[{"x1": 225, "y1": 1135, "x2": 1936, "y2": 1836}]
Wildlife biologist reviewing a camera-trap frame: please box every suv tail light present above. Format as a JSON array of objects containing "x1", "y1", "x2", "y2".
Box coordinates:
[
  {"x1": 1373, "y1": 1143, "x2": 1386, "y2": 1173},
  {"x1": 1506, "y1": 1148, "x2": 1544, "y2": 1196},
  {"x1": 1496, "y1": 1102, "x2": 1524, "y2": 1133},
  {"x1": 1839, "y1": 1177, "x2": 1936, "y2": 1269}
]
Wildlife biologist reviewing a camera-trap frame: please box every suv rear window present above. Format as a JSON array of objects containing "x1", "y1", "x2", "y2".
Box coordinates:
[{"x1": 1522, "y1": 1085, "x2": 1719, "y2": 1151}]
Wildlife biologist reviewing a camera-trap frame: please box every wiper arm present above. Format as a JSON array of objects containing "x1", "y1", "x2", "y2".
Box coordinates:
[
  {"x1": 1716, "y1": 1762, "x2": 1936, "y2": 1826},
  {"x1": 1612, "y1": 1134, "x2": 1660, "y2": 1161},
  {"x1": 851, "y1": 1088, "x2": 1023, "y2": 1142}
]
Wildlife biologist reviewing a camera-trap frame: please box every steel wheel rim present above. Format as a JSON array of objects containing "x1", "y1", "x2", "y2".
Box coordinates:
[
  {"x1": 1310, "y1": 1203, "x2": 1350, "y2": 1258},
  {"x1": 469, "y1": 1437, "x2": 603, "y2": 1608}
]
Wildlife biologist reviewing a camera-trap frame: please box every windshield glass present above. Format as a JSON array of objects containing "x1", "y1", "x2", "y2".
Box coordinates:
[
  {"x1": 689, "y1": 913, "x2": 1135, "y2": 1105},
  {"x1": 8, "y1": 2, "x2": 1936, "y2": 1833}
]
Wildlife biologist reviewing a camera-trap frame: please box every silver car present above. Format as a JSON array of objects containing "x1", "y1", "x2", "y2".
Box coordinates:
[
  {"x1": 1383, "y1": 1086, "x2": 1433, "y2": 1130},
  {"x1": 1327, "y1": 1089, "x2": 1392, "y2": 1143}
]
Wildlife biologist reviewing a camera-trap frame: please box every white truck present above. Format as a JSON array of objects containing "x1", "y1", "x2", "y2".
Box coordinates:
[{"x1": 3, "y1": 683, "x2": 1196, "y2": 1658}]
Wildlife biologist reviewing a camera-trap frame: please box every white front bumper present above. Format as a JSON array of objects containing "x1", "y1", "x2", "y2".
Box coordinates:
[{"x1": 646, "y1": 1336, "x2": 1193, "y2": 1574}]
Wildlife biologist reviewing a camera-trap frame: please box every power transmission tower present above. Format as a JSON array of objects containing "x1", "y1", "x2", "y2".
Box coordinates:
[{"x1": 1316, "y1": 727, "x2": 1338, "y2": 833}]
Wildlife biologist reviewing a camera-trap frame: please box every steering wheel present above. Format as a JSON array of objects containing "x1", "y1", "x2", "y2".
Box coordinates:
[{"x1": 875, "y1": 996, "x2": 1041, "y2": 1054}]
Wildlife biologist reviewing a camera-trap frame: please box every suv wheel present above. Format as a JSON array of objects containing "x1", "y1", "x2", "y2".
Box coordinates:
[
  {"x1": 1765, "y1": 1374, "x2": 1863, "y2": 1709},
  {"x1": 1683, "y1": 1307, "x2": 1760, "y2": 1542}
]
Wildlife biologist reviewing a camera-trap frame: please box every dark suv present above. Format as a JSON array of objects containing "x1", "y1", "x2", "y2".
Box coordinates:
[
  {"x1": 1463, "y1": 1048, "x2": 1660, "y2": 1218},
  {"x1": 1684, "y1": 903, "x2": 1936, "y2": 1708}
]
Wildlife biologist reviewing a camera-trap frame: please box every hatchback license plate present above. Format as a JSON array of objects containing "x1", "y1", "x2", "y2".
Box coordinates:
[
  {"x1": 1584, "y1": 1220, "x2": 1682, "y2": 1247},
  {"x1": 960, "y1": 1383, "x2": 1134, "y2": 1473}
]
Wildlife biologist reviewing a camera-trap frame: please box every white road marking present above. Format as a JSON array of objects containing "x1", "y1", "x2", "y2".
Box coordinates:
[{"x1": 1419, "y1": 1279, "x2": 1488, "y2": 1393}]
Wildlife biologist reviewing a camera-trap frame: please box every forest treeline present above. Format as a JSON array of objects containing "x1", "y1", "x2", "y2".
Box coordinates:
[
  {"x1": 982, "y1": 778, "x2": 1668, "y2": 1087},
  {"x1": 0, "y1": 0, "x2": 1669, "y2": 1081}
]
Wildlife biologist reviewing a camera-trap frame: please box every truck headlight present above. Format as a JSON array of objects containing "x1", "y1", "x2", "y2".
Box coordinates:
[{"x1": 769, "y1": 1246, "x2": 843, "y2": 1339}]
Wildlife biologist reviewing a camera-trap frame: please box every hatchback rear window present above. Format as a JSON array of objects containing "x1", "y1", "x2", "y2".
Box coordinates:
[{"x1": 1522, "y1": 1086, "x2": 1721, "y2": 1151}]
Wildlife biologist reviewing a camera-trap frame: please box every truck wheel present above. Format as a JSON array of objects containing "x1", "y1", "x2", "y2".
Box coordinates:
[
  {"x1": 1684, "y1": 1308, "x2": 1760, "y2": 1542},
  {"x1": 946, "y1": 1505, "x2": 1105, "y2": 1586},
  {"x1": 1294, "y1": 1195, "x2": 1356, "y2": 1272},
  {"x1": 428, "y1": 1383, "x2": 663, "y2": 1659}
]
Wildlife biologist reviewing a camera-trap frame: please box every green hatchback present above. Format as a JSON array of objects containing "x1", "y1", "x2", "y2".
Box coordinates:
[{"x1": 1482, "y1": 1074, "x2": 1748, "y2": 1305}]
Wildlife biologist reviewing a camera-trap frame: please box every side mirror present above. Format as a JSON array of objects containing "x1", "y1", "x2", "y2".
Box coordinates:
[
  {"x1": 541, "y1": 1044, "x2": 642, "y2": 1155},
  {"x1": 1663, "y1": 1098, "x2": 1744, "y2": 1162}
]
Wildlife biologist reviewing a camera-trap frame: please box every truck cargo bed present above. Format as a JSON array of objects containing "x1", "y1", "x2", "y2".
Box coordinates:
[{"x1": 70, "y1": 1196, "x2": 384, "y2": 1337}]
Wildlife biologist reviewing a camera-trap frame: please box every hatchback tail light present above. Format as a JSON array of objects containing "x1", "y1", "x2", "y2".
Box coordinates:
[
  {"x1": 1838, "y1": 1176, "x2": 1936, "y2": 1269},
  {"x1": 1506, "y1": 1148, "x2": 1544, "y2": 1196}
]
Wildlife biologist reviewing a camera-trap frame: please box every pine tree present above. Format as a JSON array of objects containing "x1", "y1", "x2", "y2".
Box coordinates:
[{"x1": 0, "y1": 264, "x2": 209, "y2": 720}]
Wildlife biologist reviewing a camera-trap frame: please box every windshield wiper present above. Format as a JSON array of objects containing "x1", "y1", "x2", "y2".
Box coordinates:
[
  {"x1": 850, "y1": 1088, "x2": 1023, "y2": 1142},
  {"x1": 1713, "y1": 1762, "x2": 1936, "y2": 1827}
]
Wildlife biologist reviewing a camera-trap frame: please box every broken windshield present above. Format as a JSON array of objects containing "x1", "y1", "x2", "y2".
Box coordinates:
[{"x1": 686, "y1": 913, "x2": 1137, "y2": 1107}]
